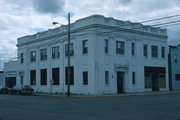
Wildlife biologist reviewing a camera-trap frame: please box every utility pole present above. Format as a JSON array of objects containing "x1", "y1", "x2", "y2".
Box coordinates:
[{"x1": 67, "y1": 13, "x2": 71, "y2": 96}]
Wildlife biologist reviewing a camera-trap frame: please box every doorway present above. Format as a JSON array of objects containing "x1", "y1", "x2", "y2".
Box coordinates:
[{"x1": 117, "y1": 72, "x2": 124, "y2": 93}]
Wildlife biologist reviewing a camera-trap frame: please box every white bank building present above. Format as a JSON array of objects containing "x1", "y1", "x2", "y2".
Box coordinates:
[{"x1": 16, "y1": 15, "x2": 169, "y2": 95}]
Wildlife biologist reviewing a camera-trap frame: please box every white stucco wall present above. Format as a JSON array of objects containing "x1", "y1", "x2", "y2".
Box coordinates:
[{"x1": 16, "y1": 15, "x2": 168, "y2": 95}]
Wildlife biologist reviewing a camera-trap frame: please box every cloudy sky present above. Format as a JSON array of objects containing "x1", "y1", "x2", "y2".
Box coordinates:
[{"x1": 0, "y1": 0, "x2": 180, "y2": 70}]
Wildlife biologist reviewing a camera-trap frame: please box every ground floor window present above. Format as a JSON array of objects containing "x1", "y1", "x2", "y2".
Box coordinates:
[
  {"x1": 65, "y1": 66, "x2": 74, "y2": 85},
  {"x1": 5, "y1": 77, "x2": 16, "y2": 88},
  {"x1": 144, "y1": 67, "x2": 166, "y2": 90},
  {"x1": 83, "y1": 71, "x2": 88, "y2": 85},
  {"x1": 175, "y1": 74, "x2": 180, "y2": 81},
  {"x1": 105, "y1": 71, "x2": 109, "y2": 85},
  {"x1": 52, "y1": 68, "x2": 60, "y2": 85},
  {"x1": 30, "y1": 70, "x2": 36, "y2": 85},
  {"x1": 132, "y1": 72, "x2": 135, "y2": 84},
  {"x1": 20, "y1": 76, "x2": 23, "y2": 85},
  {"x1": 41, "y1": 69, "x2": 47, "y2": 85}
]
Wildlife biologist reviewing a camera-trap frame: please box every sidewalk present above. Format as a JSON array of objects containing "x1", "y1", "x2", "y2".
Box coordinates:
[{"x1": 36, "y1": 90, "x2": 180, "y2": 98}]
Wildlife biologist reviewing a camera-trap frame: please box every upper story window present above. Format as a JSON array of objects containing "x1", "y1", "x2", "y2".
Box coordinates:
[
  {"x1": 143, "y1": 44, "x2": 148, "y2": 57},
  {"x1": 132, "y1": 42, "x2": 135, "y2": 56},
  {"x1": 82, "y1": 40, "x2": 88, "y2": 54},
  {"x1": 116, "y1": 41, "x2": 125, "y2": 55},
  {"x1": 20, "y1": 53, "x2": 24, "y2": 63},
  {"x1": 151, "y1": 45, "x2": 158, "y2": 58},
  {"x1": 161, "y1": 47, "x2": 165, "y2": 58},
  {"x1": 65, "y1": 43, "x2": 74, "y2": 57},
  {"x1": 105, "y1": 39, "x2": 109, "y2": 53},
  {"x1": 52, "y1": 46, "x2": 59, "y2": 59},
  {"x1": 30, "y1": 51, "x2": 36, "y2": 62},
  {"x1": 174, "y1": 54, "x2": 177, "y2": 63},
  {"x1": 40, "y1": 49, "x2": 47, "y2": 60}
]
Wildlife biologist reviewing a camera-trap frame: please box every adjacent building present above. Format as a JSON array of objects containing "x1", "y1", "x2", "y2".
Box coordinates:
[
  {"x1": 169, "y1": 43, "x2": 180, "y2": 90},
  {"x1": 16, "y1": 15, "x2": 169, "y2": 95},
  {"x1": 3, "y1": 61, "x2": 17, "y2": 88},
  {"x1": 0, "y1": 71, "x2": 4, "y2": 87}
]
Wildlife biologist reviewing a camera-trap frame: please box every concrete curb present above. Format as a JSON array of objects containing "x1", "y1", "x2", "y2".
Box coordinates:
[{"x1": 36, "y1": 90, "x2": 180, "y2": 98}]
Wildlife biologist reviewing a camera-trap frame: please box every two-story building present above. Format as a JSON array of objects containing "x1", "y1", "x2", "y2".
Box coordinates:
[{"x1": 16, "y1": 15, "x2": 169, "y2": 95}]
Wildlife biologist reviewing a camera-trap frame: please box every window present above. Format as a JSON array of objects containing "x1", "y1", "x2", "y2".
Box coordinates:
[
  {"x1": 41, "y1": 69, "x2": 47, "y2": 85},
  {"x1": 20, "y1": 76, "x2": 23, "y2": 85},
  {"x1": 65, "y1": 66, "x2": 74, "y2": 85},
  {"x1": 105, "y1": 71, "x2": 109, "y2": 85},
  {"x1": 132, "y1": 72, "x2": 135, "y2": 84},
  {"x1": 20, "y1": 53, "x2": 23, "y2": 63},
  {"x1": 30, "y1": 51, "x2": 36, "y2": 62},
  {"x1": 132, "y1": 42, "x2": 135, "y2": 56},
  {"x1": 65, "y1": 43, "x2": 74, "y2": 56},
  {"x1": 161, "y1": 47, "x2": 165, "y2": 58},
  {"x1": 82, "y1": 40, "x2": 88, "y2": 54},
  {"x1": 40, "y1": 49, "x2": 47, "y2": 60},
  {"x1": 52, "y1": 68, "x2": 60, "y2": 85},
  {"x1": 105, "y1": 39, "x2": 108, "y2": 53},
  {"x1": 143, "y1": 44, "x2": 148, "y2": 57},
  {"x1": 151, "y1": 45, "x2": 158, "y2": 57},
  {"x1": 52, "y1": 46, "x2": 59, "y2": 58},
  {"x1": 30, "y1": 70, "x2": 36, "y2": 85},
  {"x1": 174, "y1": 54, "x2": 177, "y2": 63},
  {"x1": 116, "y1": 41, "x2": 125, "y2": 55},
  {"x1": 83, "y1": 71, "x2": 88, "y2": 85},
  {"x1": 175, "y1": 74, "x2": 180, "y2": 81}
]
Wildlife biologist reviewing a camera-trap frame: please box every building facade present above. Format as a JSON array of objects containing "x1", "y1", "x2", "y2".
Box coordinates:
[
  {"x1": 3, "y1": 61, "x2": 17, "y2": 88},
  {"x1": 16, "y1": 15, "x2": 169, "y2": 95},
  {"x1": 0, "y1": 71, "x2": 4, "y2": 87},
  {"x1": 169, "y1": 43, "x2": 180, "y2": 90}
]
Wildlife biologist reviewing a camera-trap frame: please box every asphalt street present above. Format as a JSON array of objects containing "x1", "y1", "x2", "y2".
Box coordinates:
[{"x1": 0, "y1": 93, "x2": 180, "y2": 120}]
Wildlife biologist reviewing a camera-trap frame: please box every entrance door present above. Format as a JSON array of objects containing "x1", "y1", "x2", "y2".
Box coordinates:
[{"x1": 117, "y1": 72, "x2": 124, "y2": 93}]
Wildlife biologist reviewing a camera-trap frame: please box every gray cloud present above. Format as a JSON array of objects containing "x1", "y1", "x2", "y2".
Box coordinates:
[
  {"x1": 118, "y1": 0, "x2": 132, "y2": 5},
  {"x1": 33, "y1": 0, "x2": 64, "y2": 14}
]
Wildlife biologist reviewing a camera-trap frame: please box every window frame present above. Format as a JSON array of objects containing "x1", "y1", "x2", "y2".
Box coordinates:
[
  {"x1": 40, "y1": 49, "x2": 47, "y2": 60},
  {"x1": 20, "y1": 53, "x2": 24, "y2": 63},
  {"x1": 143, "y1": 44, "x2": 148, "y2": 57},
  {"x1": 30, "y1": 70, "x2": 36, "y2": 85},
  {"x1": 132, "y1": 72, "x2": 135, "y2": 84},
  {"x1": 116, "y1": 41, "x2": 125, "y2": 55},
  {"x1": 161, "y1": 47, "x2": 165, "y2": 58},
  {"x1": 30, "y1": 51, "x2": 36, "y2": 62},
  {"x1": 40, "y1": 69, "x2": 47, "y2": 85},
  {"x1": 52, "y1": 68, "x2": 60, "y2": 85},
  {"x1": 105, "y1": 71, "x2": 109, "y2": 85},
  {"x1": 151, "y1": 45, "x2": 158, "y2": 58},
  {"x1": 105, "y1": 39, "x2": 109, "y2": 54},
  {"x1": 82, "y1": 40, "x2": 88, "y2": 54},
  {"x1": 52, "y1": 46, "x2": 60, "y2": 59},
  {"x1": 83, "y1": 71, "x2": 88, "y2": 85}
]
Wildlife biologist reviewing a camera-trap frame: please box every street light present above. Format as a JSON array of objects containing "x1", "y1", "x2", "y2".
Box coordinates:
[{"x1": 52, "y1": 13, "x2": 71, "y2": 96}]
